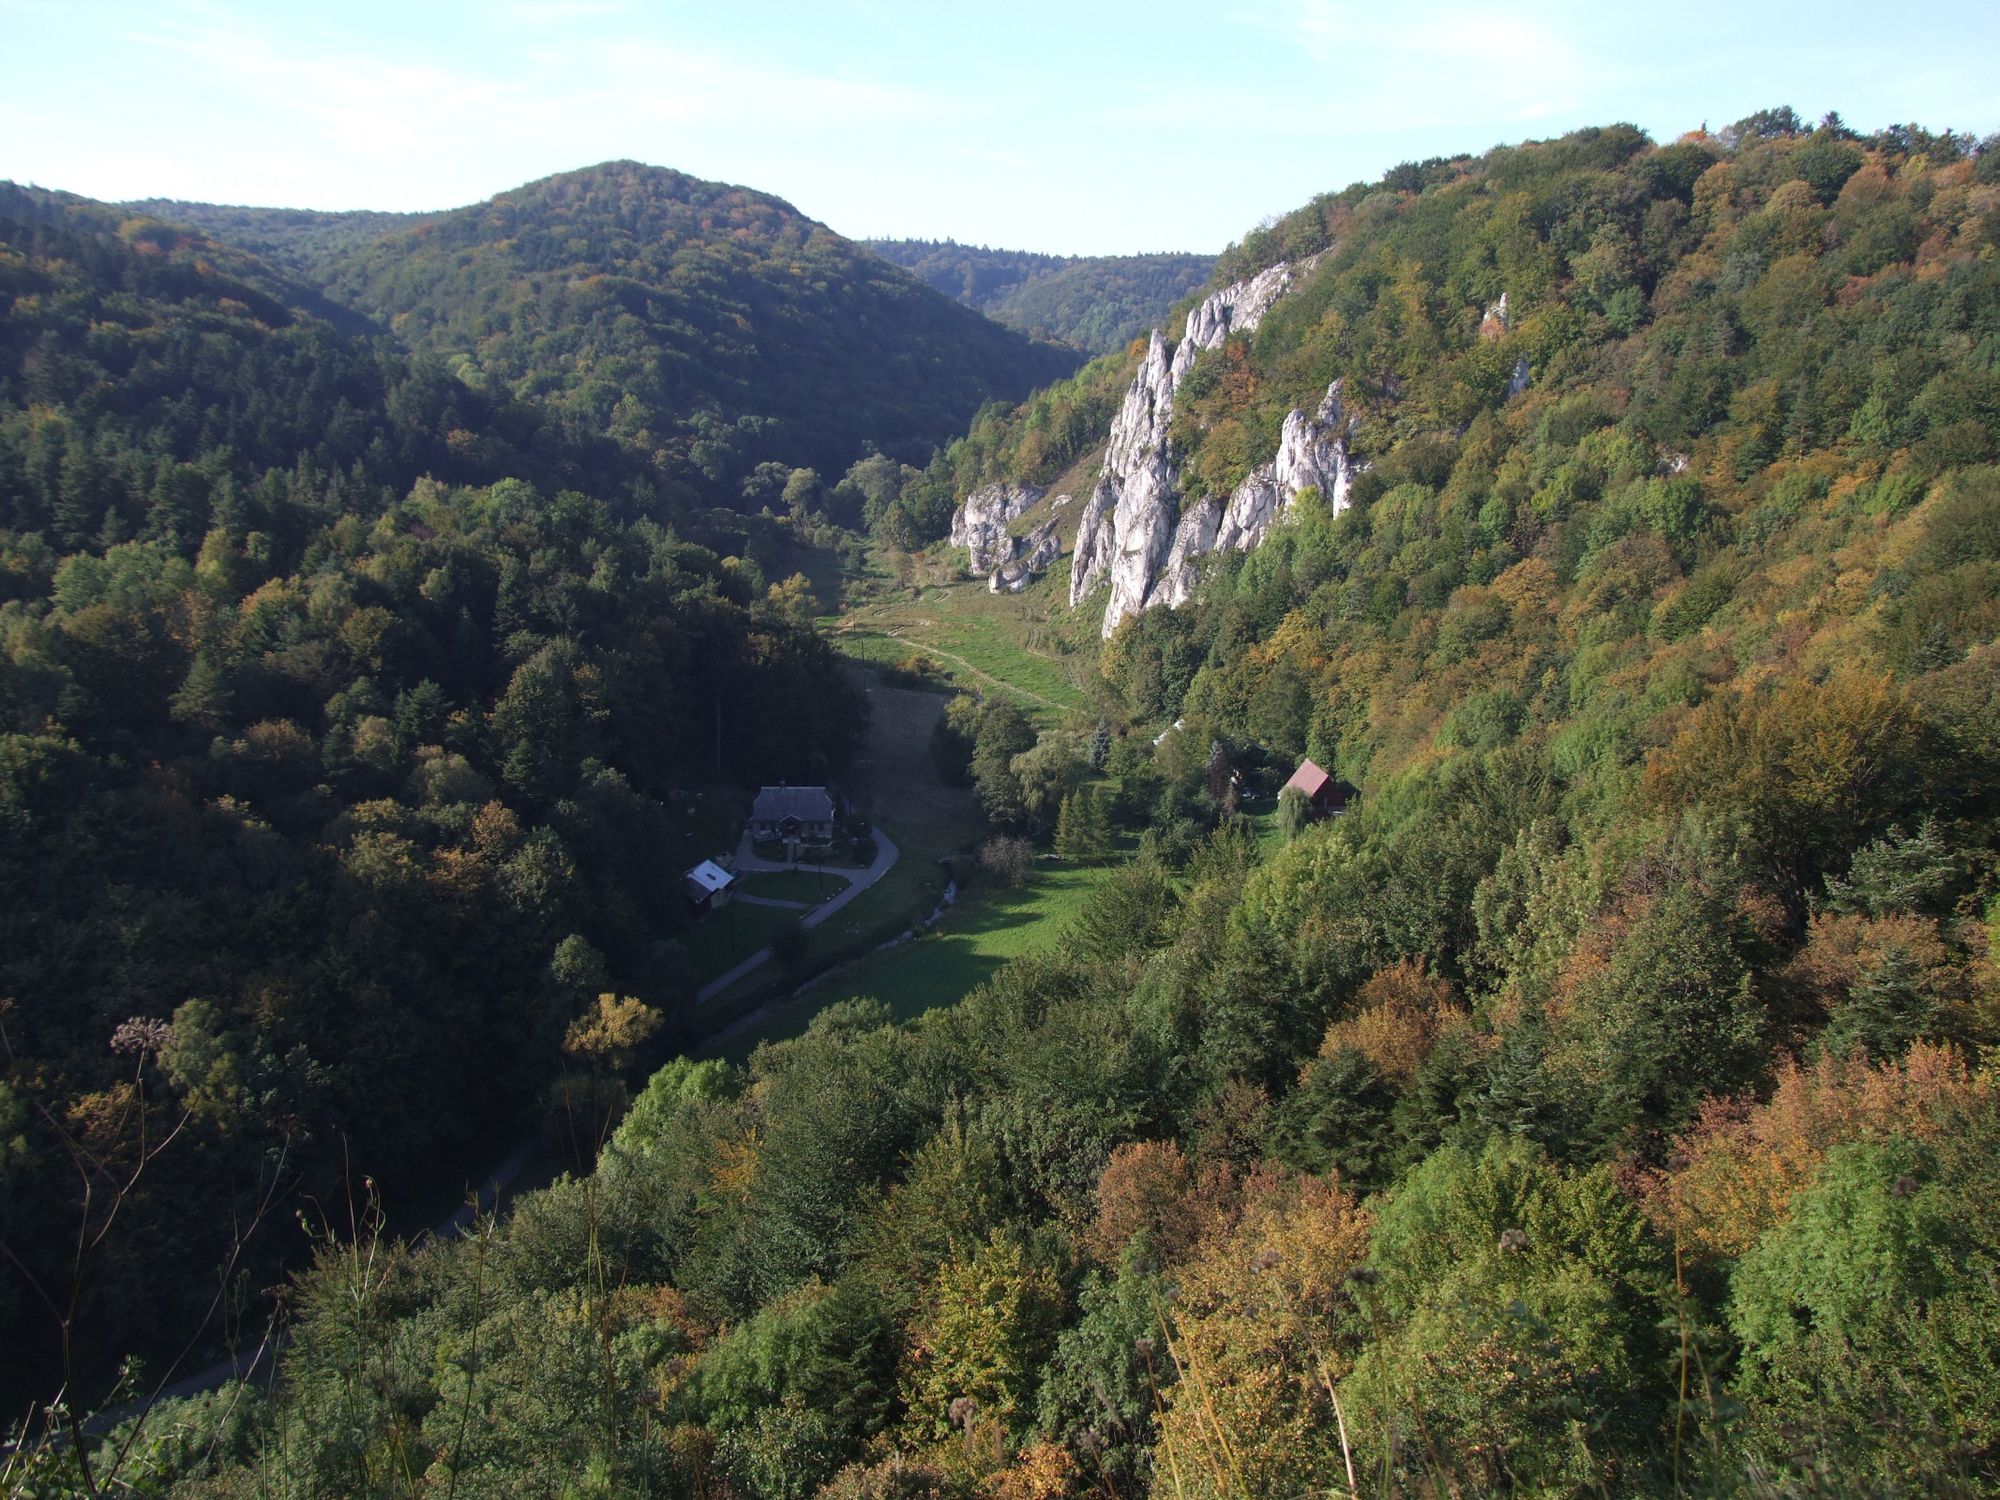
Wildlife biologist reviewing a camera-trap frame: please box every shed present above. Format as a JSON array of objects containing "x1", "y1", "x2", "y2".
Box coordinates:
[
  {"x1": 1282, "y1": 758, "x2": 1353, "y2": 817},
  {"x1": 682, "y1": 859, "x2": 736, "y2": 914}
]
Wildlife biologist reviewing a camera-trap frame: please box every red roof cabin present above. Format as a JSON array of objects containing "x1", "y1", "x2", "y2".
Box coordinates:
[{"x1": 1282, "y1": 758, "x2": 1352, "y2": 818}]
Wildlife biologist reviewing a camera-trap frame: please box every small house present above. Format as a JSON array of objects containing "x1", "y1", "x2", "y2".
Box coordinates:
[
  {"x1": 682, "y1": 859, "x2": 736, "y2": 914},
  {"x1": 1282, "y1": 758, "x2": 1353, "y2": 818},
  {"x1": 749, "y1": 785, "x2": 836, "y2": 844}
]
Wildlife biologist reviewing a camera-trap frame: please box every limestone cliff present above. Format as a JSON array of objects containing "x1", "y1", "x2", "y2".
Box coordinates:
[
  {"x1": 949, "y1": 481, "x2": 1044, "y2": 573},
  {"x1": 967, "y1": 255, "x2": 1359, "y2": 634},
  {"x1": 1074, "y1": 262, "x2": 1306, "y2": 636},
  {"x1": 1211, "y1": 380, "x2": 1357, "y2": 557},
  {"x1": 988, "y1": 514, "x2": 1064, "y2": 593}
]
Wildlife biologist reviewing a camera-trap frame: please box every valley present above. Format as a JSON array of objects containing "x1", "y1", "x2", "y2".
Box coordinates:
[{"x1": 5, "y1": 107, "x2": 2000, "y2": 1499}]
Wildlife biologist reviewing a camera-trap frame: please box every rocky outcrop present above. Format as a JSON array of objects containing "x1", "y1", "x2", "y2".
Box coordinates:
[
  {"x1": 1213, "y1": 380, "x2": 1358, "y2": 554},
  {"x1": 988, "y1": 514, "x2": 1064, "y2": 593},
  {"x1": 1068, "y1": 481, "x2": 1117, "y2": 604},
  {"x1": 1021, "y1": 514, "x2": 1062, "y2": 572},
  {"x1": 1169, "y1": 260, "x2": 1297, "y2": 384},
  {"x1": 1157, "y1": 497, "x2": 1221, "y2": 608},
  {"x1": 1077, "y1": 265, "x2": 1307, "y2": 636},
  {"x1": 949, "y1": 481, "x2": 1044, "y2": 573}
]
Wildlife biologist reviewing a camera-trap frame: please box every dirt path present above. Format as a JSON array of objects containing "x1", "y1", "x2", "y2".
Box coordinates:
[{"x1": 865, "y1": 626, "x2": 1070, "y2": 715}]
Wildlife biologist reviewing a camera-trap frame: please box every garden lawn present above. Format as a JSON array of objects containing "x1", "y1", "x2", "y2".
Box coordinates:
[
  {"x1": 736, "y1": 870, "x2": 834, "y2": 905},
  {"x1": 710, "y1": 857, "x2": 1119, "y2": 1061}
]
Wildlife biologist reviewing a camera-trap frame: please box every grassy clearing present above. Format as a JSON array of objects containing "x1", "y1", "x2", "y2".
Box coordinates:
[
  {"x1": 735, "y1": 870, "x2": 833, "y2": 904},
  {"x1": 710, "y1": 856, "x2": 1120, "y2": 1061},
  {"x1": 737, "y1": 870, "x2": 827, "y2": 904},
  {"x1": 830, "y1": 566, "x2": 1095, "y2": 727}
]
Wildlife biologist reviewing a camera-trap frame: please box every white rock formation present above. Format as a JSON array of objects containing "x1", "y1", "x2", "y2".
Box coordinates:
[
  {"x1": 1021, "y1": 514, "x2": 1062, "y2": 572},
  {"x1": 1076, "y1": 264, "x2": 1305, "y2": 636},
  {"x1": 949, "y1": 481, "x2": 1043, "y2": 573},
  {"x1": 1169, "y1": 260, "x2": 1297, "y2": 384},
  {"x1": 1212, "y1": 380, "x2": 1358, "y2": 555},
  {"x1": 1157, "y1": 497, "x2": 1222, "y2": 608},
  {"x1": 985, "y1": 514, "x2": 1063, "y2": 594},
  {"x1": 1068, "y1": 482, "x2": 1117, "y2": 604}
]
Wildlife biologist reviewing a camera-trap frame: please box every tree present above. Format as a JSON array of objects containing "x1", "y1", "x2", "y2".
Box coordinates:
[
  {"x1": 1010, "y1": 734, "x2": 1080, "y2": 836},
  {"x1": 979, "y1": 836, "x2": 1033, "y2": 886},
  {"x1": 969, "y1": 699, "x2": 1035, "y2": 827},
  {"x1": 1055, "y1": 785, "x2": 1113, "y2": 863},
  {"x1": 1277, "y1": 784, "x2": 1311, "y2": 841},
  {"x1": 1561, "y1": 883, "x2": 1765, "y2": 1144},
  {"x1": 901, "y1": 1232, "x2": 1064, "y2": 1445},
  {"x1": 1088, "y1": 718, "x2": 1111, "y2": 772},
  {"x1": 770, "y1": 917, "x2": 809, "y2": 973}
]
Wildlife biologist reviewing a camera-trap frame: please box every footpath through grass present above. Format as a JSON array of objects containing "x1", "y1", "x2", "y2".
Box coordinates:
[{"x1": 830, "y1": 568, "x2": 1094, "y2": 728}]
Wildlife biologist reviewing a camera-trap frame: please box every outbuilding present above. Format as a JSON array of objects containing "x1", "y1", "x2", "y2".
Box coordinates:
[
  {"x1": 1282, "y1": 758, "x2": 1354, "y2": 818},
  {"x1": 682, "y1": 859, "x2": 736, "y2": 914}
]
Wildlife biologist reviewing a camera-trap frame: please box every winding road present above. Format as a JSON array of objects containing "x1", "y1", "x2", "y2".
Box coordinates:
[{"x1": 693, "y1": 826, "x2": 900, "y2": 1003}]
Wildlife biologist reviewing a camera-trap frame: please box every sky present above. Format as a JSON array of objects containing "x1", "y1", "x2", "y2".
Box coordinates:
[{"x1": 4, "y1": 0, "x2": 1998, "y2": 256}]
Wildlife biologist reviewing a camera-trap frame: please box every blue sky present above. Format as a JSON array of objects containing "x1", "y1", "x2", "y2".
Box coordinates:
[{"x1": 4, "y1": 0, "x2": 1997, "y2": 255}]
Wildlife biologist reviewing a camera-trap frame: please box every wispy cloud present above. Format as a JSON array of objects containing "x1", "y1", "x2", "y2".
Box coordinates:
[
  {"x1": 1225, "y1": 0, "x2": 1607, "y2": 129},
  {"x1": 107, "y1": 1, "x2": 943, "y2": 209}
]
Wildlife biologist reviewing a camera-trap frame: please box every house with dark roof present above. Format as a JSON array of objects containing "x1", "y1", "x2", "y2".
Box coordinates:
[
  {"x1": 682, "y1": 859, "x2": 736, "y2": 914},
  {"x1": 1282, "y1": 758, "x2": 1354, "y2": 818},
  {"x1": 749, "y1": 785, "x2": 836, "y2": 843}
]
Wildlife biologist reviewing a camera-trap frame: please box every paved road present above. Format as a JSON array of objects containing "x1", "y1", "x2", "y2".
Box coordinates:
[{"x1": 693, "y1": 827, "x2": 900, "y2": 1003}]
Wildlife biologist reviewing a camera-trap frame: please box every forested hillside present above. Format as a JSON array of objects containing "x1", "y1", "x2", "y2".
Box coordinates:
[
  {"x1": 868, "y1": 239, "x2": 1214, "y2": 354},
  {"x1": 0, "y1": 182, "x2": 867, "y2": 1418},
  {"x1": 123, "y1": 200, "x2": 429, "y2": 280},
  {"x1": 84, "y1": 111, "x2": 2000, "y2": 1500},
  {"x1": 291, "y1": 164, "x2": 1078, "y2": 505}
]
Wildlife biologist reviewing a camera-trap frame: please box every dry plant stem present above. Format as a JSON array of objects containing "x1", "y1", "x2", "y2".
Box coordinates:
[
  {"x1": 1673, "y1": 1230, "x2": 1690, "y2": 1494},
  {"x1": 1319, "y1": 1359, "x2": 1358, "y2": 1499},
  {"x1": 0, "y1": 1006, "x2": 192, "y2": 1497},
  {"x1": 101, "y1": 1133, "x2": 296, "y2": 1484},
  {"x1": 442, "y1": 1206, "x2": 495, "y2": 1500}
]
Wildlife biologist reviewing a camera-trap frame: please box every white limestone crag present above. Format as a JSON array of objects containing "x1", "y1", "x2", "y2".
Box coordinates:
[
  {"x1": 949, "y1": 481, "x2": 1044, "y2": 573},
  {"x1": 1169, "y1": 260, "x2": 1297, "y2": 384},
  {"x1": 1214, "y1": 379, "x2": 1358, "y2": 555},
  {"x1": 1157, "y1": 497, "x2": 1222, "y2": 608},
  {"x1": 1068, "y1": 482, "x2": 1117, "y2": 604},
  {"x1": 1076, "y1": 264, "x2": 1306, "y2": 636},
  {"x1": 1021, "y1": 514, "x2": 1062, "y2": 572},
  {"x1": 988, "y1": 514, "x2": 1064, "y2": 593}
]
